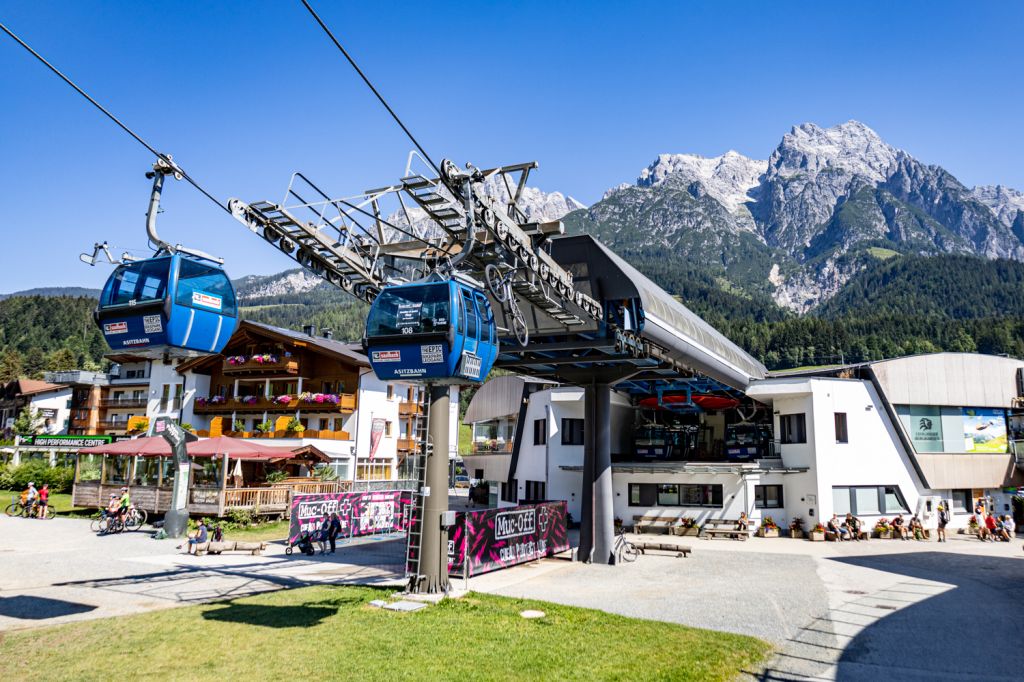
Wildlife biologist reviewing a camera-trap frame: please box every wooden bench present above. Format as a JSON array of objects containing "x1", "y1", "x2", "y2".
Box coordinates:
[
  {"x1": 701, "y1": 519, "x2": 753, "y2": 541},
  {"x1": 633, "y1": 513, "x2": 681, "y2": 535},
  {"x1": 634, "y1": 542, "x2": 692, "y2": 558},
  {"x1": 193, "y1": 541, "x2": 268, "y2": 556}
]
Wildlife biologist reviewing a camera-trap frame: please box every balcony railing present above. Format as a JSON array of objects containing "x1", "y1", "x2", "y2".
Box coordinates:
[
  {"x1": 470, "y1": 441, "x2": 514, "y2": 455},
  {"x1": 221, "y1": 355, "x2": 299, "y2": 375},
  {"x1": 96, "y1": 419, "x2": 135, "y2": 430},
  {"x1": 397, "y1": 437, "x2": 419, "y2": 452},
  {"x1": 100, "y1": 398, "x2": 149, "y2": 409},
  {"x1": 399, "y1": 402, "x2": 422, "y2": 417},
  {"x1": 194, "y1": 393, "x2": 356, "y2": 414}
]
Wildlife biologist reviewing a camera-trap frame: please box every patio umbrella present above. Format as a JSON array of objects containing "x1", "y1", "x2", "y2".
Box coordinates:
[
  {"x1": 185, "y1": 436, "x2": 299, "y2": 460},
  {"x1": 77, "y1": 435, "x2": 172, "y2": 456}
]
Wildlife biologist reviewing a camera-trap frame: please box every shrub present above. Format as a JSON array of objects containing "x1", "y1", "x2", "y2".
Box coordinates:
[
  {"x1": 265, "y1": 470, "x2": 288, "y2": 484},
  {"x1": 0, "y1": 461, "x2": 75, "y2": 493},
  {"x1": 227, "y1": 508, "x2": 257, "y2": 528}
]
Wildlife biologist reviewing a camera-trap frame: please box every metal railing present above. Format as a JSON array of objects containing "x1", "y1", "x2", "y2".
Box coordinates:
[{"x1": 100, "y1": 398, "x2": 148, "y2": 408}]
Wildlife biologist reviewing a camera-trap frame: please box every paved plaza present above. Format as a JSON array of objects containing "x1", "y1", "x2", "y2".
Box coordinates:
[{"x1": 1, "y1": 514, "x2": 1021, "y2": 681}]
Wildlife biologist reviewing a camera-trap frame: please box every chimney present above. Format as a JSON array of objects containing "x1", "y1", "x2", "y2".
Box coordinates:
[
  {"x1": 322, "y1": 328, "x2": 334, "y2": 340},
  {"x1": 302, "y1": 324, "x2": 315, "y2": 337}
]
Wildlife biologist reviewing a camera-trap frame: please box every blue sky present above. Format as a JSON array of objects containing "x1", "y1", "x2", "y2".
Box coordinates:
[{"x1": 1, "y1": 1, "x2": 1022, "y2": 292}]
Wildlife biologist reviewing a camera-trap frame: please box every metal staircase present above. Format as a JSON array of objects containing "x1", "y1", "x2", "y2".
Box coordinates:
[
  {"x1": 404, "y1": 391, "x2": 432, "y2": 580},
  {"x1": 400, "y1": 175, "x2": 465, "y2": 236}
]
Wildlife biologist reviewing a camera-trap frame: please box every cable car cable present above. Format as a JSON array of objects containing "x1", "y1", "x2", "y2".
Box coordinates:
[
  {"x1": 298, "y1": 0, "x2": 441, "y2": 177},
  {"x1": 0, "y1": 20, "x2": 231, "y2": 217}
]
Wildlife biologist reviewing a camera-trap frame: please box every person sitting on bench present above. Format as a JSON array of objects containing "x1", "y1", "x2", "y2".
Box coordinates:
[
  {"x1": 827, "y1": 515, "x2": 847, "y2": 540},
  {"x1": 736, "y1": 512, "x2": 749, "y2": 532},
  {"x1": 179, "y1": 519, "x2": 208, "y2": 554},
  {"x1": 892, "y1": 514, "x2": 909, "y2": 540},
  {"x1": 843, "y1": 513, "x2": 862, "y2": 541}
]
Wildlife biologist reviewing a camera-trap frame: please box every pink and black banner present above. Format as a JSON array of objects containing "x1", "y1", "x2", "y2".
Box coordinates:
[
  {"x1": 447, "y1": 501, "x2": 570, "y2": 577},
  {"x1": 289, "y1": 490, "x2": 413, "y2": 544}
]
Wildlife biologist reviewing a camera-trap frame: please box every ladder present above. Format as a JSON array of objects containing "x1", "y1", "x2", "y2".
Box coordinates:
[
  {"x1": 511, "y1": 278, "x2": 587, "y2": 326},
  {"x1": 404, "y1": 390, "x2": 432, "y2": 580},
  {"x1": 401, "y1": 175, "x2": 466, "y2": 235},
  {"x1": 231, "y1": 199, "x2": 384, "y2": 299}
]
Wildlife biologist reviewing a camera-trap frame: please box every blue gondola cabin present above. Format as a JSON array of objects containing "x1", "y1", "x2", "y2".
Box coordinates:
[
  {"x1": 95, "y1": 254, "x2": 238, "y2": 357},
  {"x1": 365, "y1": 280, "x2": 498, "y2": 384}
]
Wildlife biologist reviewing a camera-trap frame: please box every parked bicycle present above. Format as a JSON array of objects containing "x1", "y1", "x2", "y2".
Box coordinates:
[
  {"x1": 4, "y1": 496, "x2": 56, "y2": 520},
  {"x1": 614, "y1": 527, "x2": 639, "y2": 562},
  {"x1": 484, "y1": 263, "x2": 529, "y2": 347}
]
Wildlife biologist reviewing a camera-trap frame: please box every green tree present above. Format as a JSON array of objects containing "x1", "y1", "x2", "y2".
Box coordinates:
[
  {"x1": 12, "y1": 407, "x2": 43, "y2": 437},
  {"x1": 0, "y1": 349, "x2": 24, "y2": 382},
  {"x1": 23, "y1": 348, "x2": 46, "y2": 379},
  {"x1": 45, "y1": 348, "x2": 77, "y2": 372}
]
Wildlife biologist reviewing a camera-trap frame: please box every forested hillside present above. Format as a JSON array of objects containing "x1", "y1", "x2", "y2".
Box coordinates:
[
  {"x1": 4, "y1": 251, "x2": 1024, "y2": 377},
  {"x1": 0, "y1": 296, "x2": 109, "y2": 380}
]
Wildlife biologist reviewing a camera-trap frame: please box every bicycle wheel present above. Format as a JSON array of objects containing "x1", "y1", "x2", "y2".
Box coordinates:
[
  {"x1": 4, "y1": 503, "x2": 23, "y2": 518},
  {"x1": 42, "y1": 506, "x2": 56, "y2": 520},
  {"x1": 91, "y1": 517, "x2": 107, "y2": 533},
  {"x1": 484, "y1": 263, "x2": 508, "y2": 303},
  {"x1": 620, "y1": 542, "x2": 639, "y2": 562},
  {"x1": 511, "y1": 307, "x2": 529, "y2": 347}
]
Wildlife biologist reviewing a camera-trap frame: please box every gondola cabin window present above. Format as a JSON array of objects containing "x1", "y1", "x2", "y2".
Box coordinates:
[
  {"x1": 174, "y1": 258, "x2": 237, "y2": 315},
  {"x1": 365, "y1": 283, "x2": 450, "y2": 337}
]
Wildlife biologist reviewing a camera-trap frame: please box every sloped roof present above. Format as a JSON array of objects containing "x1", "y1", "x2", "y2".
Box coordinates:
[
  {"x1": 176, "y1": 319, "x2": 369, "y2": 374},
  {"x1": 17, "y1": 379, "x2": 67, "y2": 396},
  {"x1": 549, "y1": 235, "x2": 767, "y2": 390}
]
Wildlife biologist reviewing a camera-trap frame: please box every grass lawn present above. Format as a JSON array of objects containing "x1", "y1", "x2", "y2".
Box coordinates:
[
  {"x1": 0, "y1": 489, "x2": 89, "y2": 516},
  {"x1": 0, "y1": 585, "x2": 771, "y2": 681},
  {"x1": 221, "y1": 518, "x2": 291, "y2": 542}
]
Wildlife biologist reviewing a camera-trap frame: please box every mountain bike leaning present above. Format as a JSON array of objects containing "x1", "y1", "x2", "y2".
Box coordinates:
[{"x1": 484, "y1": 263, "x2": 529, "y2": 346}]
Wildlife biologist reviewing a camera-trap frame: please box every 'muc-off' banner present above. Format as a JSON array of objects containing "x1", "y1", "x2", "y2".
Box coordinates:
[
  {"x1": 448, "y1": 501, "x2": 569, "y2": 577},
  {"x1": 289, "y1": 490, "x2": 413, "y2": 544}
]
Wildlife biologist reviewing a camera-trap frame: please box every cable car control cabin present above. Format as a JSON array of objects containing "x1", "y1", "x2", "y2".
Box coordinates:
[
  {"x1": 96, "y1": 254, "x2": 238, "y2": 357},
  {"x1": 365, "y1": 279, "x2": 497, "y2": 384}
]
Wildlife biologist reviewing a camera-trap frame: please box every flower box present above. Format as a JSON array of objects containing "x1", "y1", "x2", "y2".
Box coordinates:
[
  {"x1": 809, "y1": 530, "x2": 825, "y2": 542},
  {"x1": 876, "y1": 530, "x2": 892, "y2": 539},
  {"x1": 789, "y1": 529, "x2": 804, "y2": 539},
  {"x1": 673, "y1": 526, "x2": 700, "y2": 537},
  {"x1": 758, "y1": 528, "x2": 780, "y2": 538}
]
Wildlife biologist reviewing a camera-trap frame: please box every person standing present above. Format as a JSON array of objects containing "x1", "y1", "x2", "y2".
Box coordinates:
[
  {"x1": 936, "y1": 503, "x2": 949, "y2": 543},
  {"x1": 36, "y1": 483, "x2": 50, "y2": 518},
  {"x1": 328, "y1": 512, "x2": 341, "y2": 554},
  {"x1": 317, "y1": 516, "x2": 331, "y2": 555}
]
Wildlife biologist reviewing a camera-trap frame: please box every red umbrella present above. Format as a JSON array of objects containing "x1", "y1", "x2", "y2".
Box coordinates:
[
  {"x1": 77, "y1": 435, "x2": 172, "y2": 456},
  {"x1": 185, "y1": 436, "x2": 303, "y2": 461}
]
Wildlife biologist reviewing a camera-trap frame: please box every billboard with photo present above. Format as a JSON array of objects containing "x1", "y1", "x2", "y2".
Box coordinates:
[{"x1": 961, "y1": 408, "x2": 1007, "y2": 453}]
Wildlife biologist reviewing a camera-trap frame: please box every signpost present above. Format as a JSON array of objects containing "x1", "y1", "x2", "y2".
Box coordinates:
[{"x1": 151, "y1": 416, "x2": 197, "y2": 538}]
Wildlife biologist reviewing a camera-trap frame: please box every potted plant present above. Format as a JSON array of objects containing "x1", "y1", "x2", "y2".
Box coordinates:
[
  {"x1": 809, "y1": 522, "x2": 826, "y2": 541},
  {"x1": 265, "y1": 470, "x2": 288, "y2": 485},
  {"x1": 788, "y1": 517, "x2": 804, "y2": 538},
  {"x1": 614, "y1": 517, "x2": 623, "y2": 532},
  {"x1": 967, "y1": 515, "x2": 981, "y2": 536},
  {"x1": 675, "y1": 517, "x2": 699, "y2": 536},
  {"x1": 285, "y1": 417, "x2": 305, "y2": 436},
  {"x1": 758, "y1": 516, "x2": 780, "y2": 538},
  {"x1": 273, "y1": 394, "x2": 292, "y2": 406},
  {"x1": 254, "y1": 420, "x2": 274, "y2": 437},
  {"x1": 873, "y1": 517, "x2": 892, "y2": 539},
  {"x1": 233, "y1": 419, "x2": 245, "y2": 433}
]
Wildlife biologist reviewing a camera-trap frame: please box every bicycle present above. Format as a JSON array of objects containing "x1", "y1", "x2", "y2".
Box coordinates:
[
  {"x1": 124, "y1": 505, "x2": 148, "y2": 531},
  {"x1": 484, "y1": 262, "x2": 529, "y2": 347},
  {"x1": 4, "y1": 497, "x2": 56, "y2": 520},
  {"x1": 614, "y1": 527, "x2": 639, "y2": 563}
]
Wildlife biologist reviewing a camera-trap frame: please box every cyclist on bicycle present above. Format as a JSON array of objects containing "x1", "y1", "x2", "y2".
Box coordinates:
[
  {"x1": 103, "y1": 494, "x2": 119, "y2": 524},
  {"x1": 21, "y1": 481, "x2": 39, "y2": 516},
  {"x1": 117, "y1": 486, "x2": 131, "y2": 525}
]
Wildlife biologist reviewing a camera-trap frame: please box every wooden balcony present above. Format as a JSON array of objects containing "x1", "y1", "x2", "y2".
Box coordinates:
[
  {"x1": 470, "y1": 441, "x2": 514, "y2": 455},
  {"x1": 221, "y1": 356, "x2": 299, "y2": 375},
  {"x1": 399, "y1": 402, "x2": 422, "y2": 417},
  {"x1": 193, "y1": 393, "x2": 357, "y2": 414},
  {"x1": 397, "y1": 437, "x2": 419, "y2": 452}
]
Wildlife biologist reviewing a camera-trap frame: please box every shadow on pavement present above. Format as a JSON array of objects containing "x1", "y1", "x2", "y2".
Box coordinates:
[
  {"x1": 827, "y1": 552, "x2": 1024, "y2": 680},
  {"x1": 0, "y1": 595, "x2": 97, "y2": 620}
]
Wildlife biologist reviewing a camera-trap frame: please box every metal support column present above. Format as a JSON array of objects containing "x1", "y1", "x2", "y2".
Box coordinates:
[
  {"x1": 410, "y1": 384, "x2": 451, "y2": 593},
  {"x1": 577, "y1": 381, "x2": 614, "y2": 564}
]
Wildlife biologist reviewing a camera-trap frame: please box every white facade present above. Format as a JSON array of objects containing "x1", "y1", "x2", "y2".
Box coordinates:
[{"x1": 27, "y1": 387, "x2": 73, "y2": 435}]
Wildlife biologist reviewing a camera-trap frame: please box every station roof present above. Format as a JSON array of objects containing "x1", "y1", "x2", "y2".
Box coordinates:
[{"x1": 497, "y1": 234, "x2": 766, "y2": 396}]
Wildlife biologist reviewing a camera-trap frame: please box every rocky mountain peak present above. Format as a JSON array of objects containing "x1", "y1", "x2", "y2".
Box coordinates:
[
  {"x1": 971, "y1": 184, "x2": 1024, "y2": 227},
  {"x1": 636, "y1": 151, "x2": 767, "y2": 214},
  {"x1": 769, "y1": 120, "x2": 898, "y2": 183}
]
